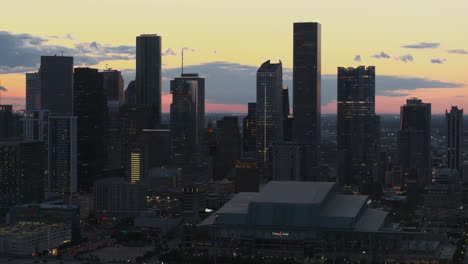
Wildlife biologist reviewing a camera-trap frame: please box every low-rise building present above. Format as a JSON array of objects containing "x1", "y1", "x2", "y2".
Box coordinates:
[{"x1": 0, "y1": 223, "x2": 71, "y2": 256}]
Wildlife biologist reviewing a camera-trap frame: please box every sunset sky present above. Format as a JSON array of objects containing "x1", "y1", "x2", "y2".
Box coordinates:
[{"x1": 1, "y1": 0, "x2": 467, "y2": 113}]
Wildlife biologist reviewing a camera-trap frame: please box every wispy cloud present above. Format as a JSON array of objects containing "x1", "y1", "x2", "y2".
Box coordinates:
[
  {"x1": 0, "y1": 86, "x2": 7, "y2": 92},
  {"x1": 396, "y1": 54, "x2": 414, "y2": 63},
  {"x1": 162, "y1": 48, "x2": 177, "y2": 56},
  {"x1": 354, "y1": 55, "x2": 362, "y2": 62},
  {"x1": 447, "y1": 49, "x2": 468, "y2": 54},
  {"x1": 371, "y1": 51, "x2": 391, "y2": 59},
  {"x1": 430, "y1": 58, "x2": 446, "y2": 64},
  {"x1": 402, "y1": 42, "x2": 440, "y2": 49}
]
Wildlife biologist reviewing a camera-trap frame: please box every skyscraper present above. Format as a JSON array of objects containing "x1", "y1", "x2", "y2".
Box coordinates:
[
  {"x1": 398, "y1": 98, "x2": 432, "y2": 189},
  {"x1": 124, "y1": 80, "x2": 137, "y2": 105},
  {"x1": 256, "y1": 60, "x2": 284, "y2": 175},
  {"x1": 130, "y1": 148, "x2": 144, "y2": 184},
  {"x1": 48, "y1": 116, "x2": 78, "y2": 195},
  {"x1": 282, "y1": 87, "x2": 292, "y2": 141},
  {"x1": 170, "y1": 73, "x2": 205, "y2": 165},
  {"x1": 446, "y1": 106, "x2": 464, "y2": 176},
  {"x1": 292, "y1": 22, "x2": 321, "y2": 152},
  {"x1": 136, "y1": 34, "x2": 161, "y2": 126},
  {"x1": 39, "y1": 56, "x2": 74, "y2": 116},
  {"x1": 242, "y1": 103, "x2": 257, "y2": 157},
  {"x1": 271, "y1": 141, "x2": 316, "y2": 181},
  {"x1": 337, "y1": 66, "x2": 380, "y2": 185},
  {"x1": 26, "y1": 72, "x2": 40, "y2": 111},
  {"x1": 101, "y1": 69, "x2": 124, "y2": 105},
  {"x1": 73, "y1": 68, "x2": 107, "y2": 192},
  {"x1": 214, "y1": 116, "x2": 241, "y2": 180}
]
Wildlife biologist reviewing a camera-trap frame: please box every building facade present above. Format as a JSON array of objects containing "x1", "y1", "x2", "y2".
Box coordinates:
[
  {"x1": 26, "y1": 72, "x2": 40, "y2": 111},
  {"x1": 256, "y1": 60, "x2": 284, "y2": 176},
  {"x1": 398, "y1": 98, "x2": 432, "y2": 189},
  {"x1": 446, "y1": 106, "x2": 463, "y2": 176},
  {"x1": 39, "y1": 56, "x2": 74, "y2": 116},
  {"x1": 337, "y1": 66, "x2": 380, "y2": 185},
  {"x1": 136, "y1": 34, "x2": 162, "y2": 126},
  {"x1": 292, "y1": 22, "x2": 321, "y2": 159}
]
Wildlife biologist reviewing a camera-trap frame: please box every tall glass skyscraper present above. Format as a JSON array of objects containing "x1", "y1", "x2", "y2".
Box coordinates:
[
  {"x1": 337, "y1": 66, "x2": 379, "y2": 185},
  {"x1": 136, "y1": 34, "x2": 161, "y2": 126},
  {"x1": 170, "y1": 74, "x2": 205, "y2": 165},
  {"x1": 446, "y1": 106, "x2": 463, "y2": 176},
  {"x1": 256, "y1": 60, "x2": 283, "y2": 176},
  {"x1": 292, "y1": 22, "x2": 321, "y2": 158}
]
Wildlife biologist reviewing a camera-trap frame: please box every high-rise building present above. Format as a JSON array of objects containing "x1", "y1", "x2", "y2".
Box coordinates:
[
  {"x1": 0, "y1": 105, "x2": 15, "y2": 139},
  {"x1": 119, "y1": 104, "x2": 153, "y2": 171},
  {"x1": 256, "y1": 60, "x2": 284, "y2": 175},
  {"x1": 73, "y1": 68, "x2": 107, "y2": 192},
  {"x1": 105, "y1": 101, "x2": 121, "y2": 170},
  {"x1": 242, "y1": 103, "x2": 257, "y2": 157},
  {"x1": 337, "y1": 66, "x2": 380, "y2": 185},
  {"x1": 398, "y1": 98, "x2": 432, "y2": 189},
  {"x1": 446, "y1": 106, "x2": 464, "y2": 176},
  {"x1": 170, "y1": 74, "x2": 205, "y2": 165},
  {"x1": 292, "y1": 22, "x2": 321, "y2": 151},
  {"x1": 22, "y1": 110, "x2": 49, "y2": 142},
  {"x1": 130, "y1": 148, "x2": 144, "y2": 184},
  {"x1": 0, "y1": 140, "x2": 46, "y2": 207},
  {"x1": 100, "y1": 69, "x2": 124, "y2": 105},
  {"x1": 136, "y1": 34, "x2": 161, "y2": 126},
  {"x1": 48, "y1": 116, "x2": 78, "y2": 195},
  {"x1": 214, "y1": 116, "x2": 241, "y2": 180},
  {"x1": 39, "y1": 56, "x2": 74, "y2": 116},
  {"x1": 26, "y1": 72, "x2": 40, "y2": 111}
]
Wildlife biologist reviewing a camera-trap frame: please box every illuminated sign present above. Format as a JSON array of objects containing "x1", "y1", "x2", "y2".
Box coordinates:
[{"x1": 272, "y1": 231, "x2": 289, "y2": 238}]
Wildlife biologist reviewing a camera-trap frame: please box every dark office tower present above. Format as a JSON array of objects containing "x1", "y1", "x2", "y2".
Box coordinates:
[
  {"x1": 0, "y1": 140, "x2": 46, "y2": 207},
  {"x1": 398, "y1": 98, "x2": 432, "y2": 189},
  {"x1": 256, "y1": 60, "x2": 284, "y2": 174},
  {"x1": 242, "y1": 103, "x2": 257, "y2": 157},
  {"x1": 101, "y1": 69, "x2": 124, "y2": 105},
  {"x1": 170, "y1": 74, "x2": 205, "y2": 165},
  {"x1": 337, "y1": 66, "x2": 379, "y2": 185},
  {"x1": 136, "y1": 34, "x2": 161, "y2": 126},
  {"x1": 39, "y1": 56, "x2": 74, "y2": 116},
  {"x1": 446, "y1": 106, "x2": 464, "y2": 176},
  {"x1": 0, "y1": 105, "x2": 15, "y2": 139},
  {"x1": 119, "y1": 105, "x2": 153, "y2": 171},
  {"x1": 73, "y1": 68, "x2": 107, "y2": 192},
  {"x1": 26, "y1": 72, "x2": 40, "y2": 111},
  {"x1": 124, "y1": 81, "x2": 136, "y2": 105},
  {"x1": 293, "y1": 22, "x2": 321, "y2": 149},
  {"x1": 214, "y1": 116, "x2": 241, "y2": 180}
]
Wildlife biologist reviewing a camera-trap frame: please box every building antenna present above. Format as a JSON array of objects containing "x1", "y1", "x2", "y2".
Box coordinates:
[{"x1": 181, "y1": 49, "x2": 184, "y2": 75}]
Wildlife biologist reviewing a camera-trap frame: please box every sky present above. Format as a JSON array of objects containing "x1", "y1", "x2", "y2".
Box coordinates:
[{"x1": 0, "y1": 0, "x2": 467, "y2": 113}]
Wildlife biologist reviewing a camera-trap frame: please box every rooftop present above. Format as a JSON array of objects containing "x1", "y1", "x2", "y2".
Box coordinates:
[
  {"x1": 252, "y1": 181, "x2": 334, "y2": 204},
  {"x1": 320, "y1": 194, "x2": 367, "y2": 218},
  {"x1": 218, "y1": 192, "x2": 258, "y2": 214}
]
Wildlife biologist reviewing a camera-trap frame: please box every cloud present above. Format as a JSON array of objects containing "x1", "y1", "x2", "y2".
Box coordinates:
[
  {"x1": 162, "y1": 48, "x2": 177, "y2": 56},
  {"x1": 402, "y1": 42, "x2": 440, "y2": 49},
  {"x1": 430, "y1": 58, "x2": 446, "y2": 64},
  {"x1": 396, "y1": 54, "x2": 414, "y2": 63},
  {"x1": 0, "y1": 31, "x2": 136, "y2": 72},
  {"x1": 354, "y1": 55, "x2": 362, "y2": 62},
  {"x1": 0, "y1": 86, "x2": 7, "y2": 92},
  {"x1": 371, "y1": 51, "x2": 391, "y2": 59},
  {"x1": 448, "y1": 49, "x2": 468, "y2": 54}
]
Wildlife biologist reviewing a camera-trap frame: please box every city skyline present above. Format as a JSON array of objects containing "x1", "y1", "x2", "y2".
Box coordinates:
[{"x1": 0, "y1": 0, "x2": 467, "y2": 114}]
